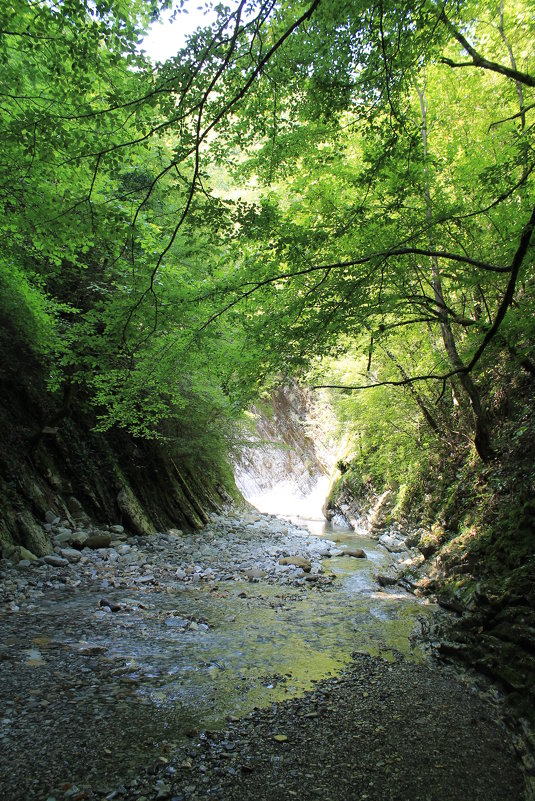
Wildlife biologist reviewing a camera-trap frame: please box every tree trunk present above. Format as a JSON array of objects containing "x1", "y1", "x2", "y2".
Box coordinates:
[{"x1": 415, "y1": 75, "x2": 494, "y2": 461}]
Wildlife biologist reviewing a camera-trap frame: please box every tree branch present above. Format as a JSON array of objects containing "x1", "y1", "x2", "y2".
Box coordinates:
[
  {"x1": 465, "y1": 203, "x2": 535, "y2": 373},
  {"x1": 439, "y1": 9, "x2": 535, "y2": 87}
]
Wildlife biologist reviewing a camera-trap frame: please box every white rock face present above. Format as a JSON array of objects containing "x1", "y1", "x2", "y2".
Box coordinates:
[{"x1": 234, "y1": 384, "x2": 338, "y2": 521}]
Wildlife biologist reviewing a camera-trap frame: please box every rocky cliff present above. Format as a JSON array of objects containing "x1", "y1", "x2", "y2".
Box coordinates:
[
  {"x1": 0, "y1": 353, "x2": 240, "y2": 559},
  {"x1": 233, "y1": 383, "x2": 336, "y2": 517}
]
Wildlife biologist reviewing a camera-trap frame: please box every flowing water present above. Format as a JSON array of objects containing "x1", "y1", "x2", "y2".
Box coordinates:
[
  {"x1": 37, "y1": 520, "x2": 432, "y2": 732},
  {"x1": 0, "y1": 511, "x2": 437, "y2": 797}
]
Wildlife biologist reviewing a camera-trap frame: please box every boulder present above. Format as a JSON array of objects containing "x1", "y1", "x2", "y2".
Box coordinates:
[
  {"x1": 84, "y1": 532, "x2": 112, "y2": 549},
  {"x1": 245, "y1": 568, "x2": 267, "y2": 579},
  {"x1": 43, "y1": 554, "x2": 69, "y2": 567},
  {"x1": 376, "y1": 573, "x2": 398, "y2": 587},
  {"x1": 60, "y1": 547, "x2": 82, "y2": 563},
  {"x1": 16, "y1": 511, "x2": 52, "y2": 557},
  {"x1": 278, "y1": 556, "x2": 312, "y2": 572},
  {"x1": 341, "y1": 548, "x2": 367, "y2": 559},
  {"x1": 3, "y1": 544, "x2": 38, "y2": 563},
  {"x1": 378, "y1": 533, "x2": 407, "y2": 553},
  {"x1": 66, "y1": 496, "x2": 91, "y2": 524}
]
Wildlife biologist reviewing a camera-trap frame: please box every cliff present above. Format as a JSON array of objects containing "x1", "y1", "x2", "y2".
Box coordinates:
[{"x1": 0, "y1": 347, "x2": 240, "y2": 557}]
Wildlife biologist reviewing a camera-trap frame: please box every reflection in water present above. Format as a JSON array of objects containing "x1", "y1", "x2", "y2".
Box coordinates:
[
  {"x1": 91, "y1": 528, "x2": 433, "y2": 735},
  {"x1": 31, "y1": 487, "x2": 433, "y2": 748}
]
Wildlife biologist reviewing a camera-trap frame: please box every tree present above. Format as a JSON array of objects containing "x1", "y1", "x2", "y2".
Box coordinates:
[{"x1": 2, "y1": 0, "x2": 534, "y2": 466}]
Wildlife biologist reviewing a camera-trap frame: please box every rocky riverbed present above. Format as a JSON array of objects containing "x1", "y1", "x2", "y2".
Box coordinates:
[{"x1": 0, "y1": 511, "x2": 527, "y2": 800}]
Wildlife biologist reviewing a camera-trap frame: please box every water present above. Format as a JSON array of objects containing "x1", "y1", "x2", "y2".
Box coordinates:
[
  {"x1": 0, "y1": 512, "x2": 438, "y2": 797},
  {"x1": 69, "y1": 522, "x2": 433, "y2": 734}
]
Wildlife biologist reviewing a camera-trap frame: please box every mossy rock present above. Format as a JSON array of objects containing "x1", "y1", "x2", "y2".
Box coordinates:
[
  {"x1": 117, "y1": 486, "x2": 154, "y2": 536},
  {"x1": 3, "y1": 543, "x2": 38, "y2": 563},
  {"x1": 16, "y1": 510, "x2": 52, "y2": 556}
]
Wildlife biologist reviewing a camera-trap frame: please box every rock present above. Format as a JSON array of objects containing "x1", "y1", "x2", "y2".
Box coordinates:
[
  {"x1": 278, "y1": 556, "x2": 312, "y2": 572},
  {"x1": 99, "y1": 598, "x2": 122, "y2": 613},
  {"x1": 117, "y1": 487, "x2": 154, "y2": 536},
  {"x1": 4, "y1": 544, "x2": 38, "y2": 564},
  {"x1": 376, "y1": 573, "x2": 398, "y2": 587},
  {"x1": 273, "y1": 734, "x2": 288, "y2": 742},
  {"x1": 77, "y1": 644, "x2": 108, "y2": 655},
  {"x1": 341, "y1": 548, "x2": 367, "y2": 559},
  {"x1": 378, "y1": 533, "x2": 407, "y2": 553},
  {"x1": 84, "y1": 532, "x2": 112, "y2": 549},
  {"x1": 418, "y1": 526, "x2": 447, "y2": 558},
  {"x1": 245, "y1": 568, "x2": 267, "y2": 579},
  {"x1": 110, "y1": 524, "x2": 125, "y2": 534},
  {"x1": 44, "y1": 511, "x2": 60, "y2": 525},
  {"x1": 16, "y1": 511, "x2": 52, "y2": 557},
  {"x1": 405, "y1": 529, "x2": 423, "y2": 548},
  {"x1": 43, "y1": 554, "x2": 69, "y2": 568},
  {"x1": 54, "y1": 531, "x2": 75, "y2": 546},
  {"x1": 60, "y1": 548, "x2": 82, "y2": 563}
]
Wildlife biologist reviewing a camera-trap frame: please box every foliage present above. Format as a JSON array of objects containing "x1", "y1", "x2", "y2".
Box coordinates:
[{"x1": 1, "y1": 0, "x2": 534, "y2": 490}]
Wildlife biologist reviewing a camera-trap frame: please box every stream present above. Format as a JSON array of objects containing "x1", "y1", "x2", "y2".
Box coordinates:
[{"x1": 1, "y1": 510, "x2": 521, "y2": 801}]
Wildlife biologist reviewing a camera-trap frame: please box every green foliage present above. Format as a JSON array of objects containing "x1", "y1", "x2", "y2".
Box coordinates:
[{"x1": 1, "y1": 0, "x2": 534, "y2": 499}]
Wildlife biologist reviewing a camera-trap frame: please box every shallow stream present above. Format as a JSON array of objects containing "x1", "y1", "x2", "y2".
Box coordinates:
[
  {"x1": 0, "y1": 514, "x2": 437, "y2": 797},
  {"x1": 35, "y1": 520, "x2": 432, "y2": 728}
]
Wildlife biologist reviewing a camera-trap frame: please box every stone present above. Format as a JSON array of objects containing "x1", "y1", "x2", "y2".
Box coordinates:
[
  {"x1": 4, "y1": 544, "x2": 38, "y2": 564},
  {"x1": 43, "y1": 554, "x2": 69, "y2": 568},
  {"x1": 378, "y1": 533, "x2": 407, "y2": 553},
  {"x1": 84, "y1": 532, "x2": 112, "y2": 549},
  {"x1": 110, "y1": 524, "x2": 125, "y2": 534},
  {"x1": 99, "y1": 598, "x2": 122, "y2": 613},
  {"x1": 341, "y1": 548, "x2": 367, "y2": 559},
  {"x1": 245, "y1": 568, "x2": 267, "y2": 579},
  {"x1": 54, "y1": 531, "x2": 75, "y2": 546},
  {"x1": 117, "y1": 487, "x2": 154, "y2": 536},
  {"x1": 273, "y1": 734, "x2": 288, "y2": 742},
  {"x1": 16, "y1": 511, "x2": 52, "y2": 556},
  {"x1": 60, "y1": 548, "x2": 82, "y2": 563},
  {"x1": 44, "y1": 511, "x2": 60, "y2": 525},
  {"x1": 278, "y1": 556, "x2": 312, "y2": 572},
  {"x1": 376, "y1": 573, "x2": 398, "y2": 587}
]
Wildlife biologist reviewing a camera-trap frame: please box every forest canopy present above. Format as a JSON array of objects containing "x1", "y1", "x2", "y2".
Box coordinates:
[{"x1": 1, "y1": 0, "x2": 534, "y2": 468}]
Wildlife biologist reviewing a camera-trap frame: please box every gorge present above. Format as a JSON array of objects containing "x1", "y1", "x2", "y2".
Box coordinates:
[{"x1": 1, "y1": 0, "x2": 535, "y2": 799}]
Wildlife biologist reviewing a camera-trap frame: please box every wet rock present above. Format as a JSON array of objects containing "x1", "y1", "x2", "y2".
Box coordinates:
[
  {"x1": 99, "y1": 598, "x2": 123, "y2": 613},
  {"x1": 278, "y1": 556, "x2": 312, "y2": 572},
  {"x1": 43, "y1": 554, "x2": 69, "y2": 568},
  {"x1": 84, "y1": 533, "x2": 112, "y2": 550},
  {"x1": 341, "y1": 548, "x2": 366, "y2": 559}
]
